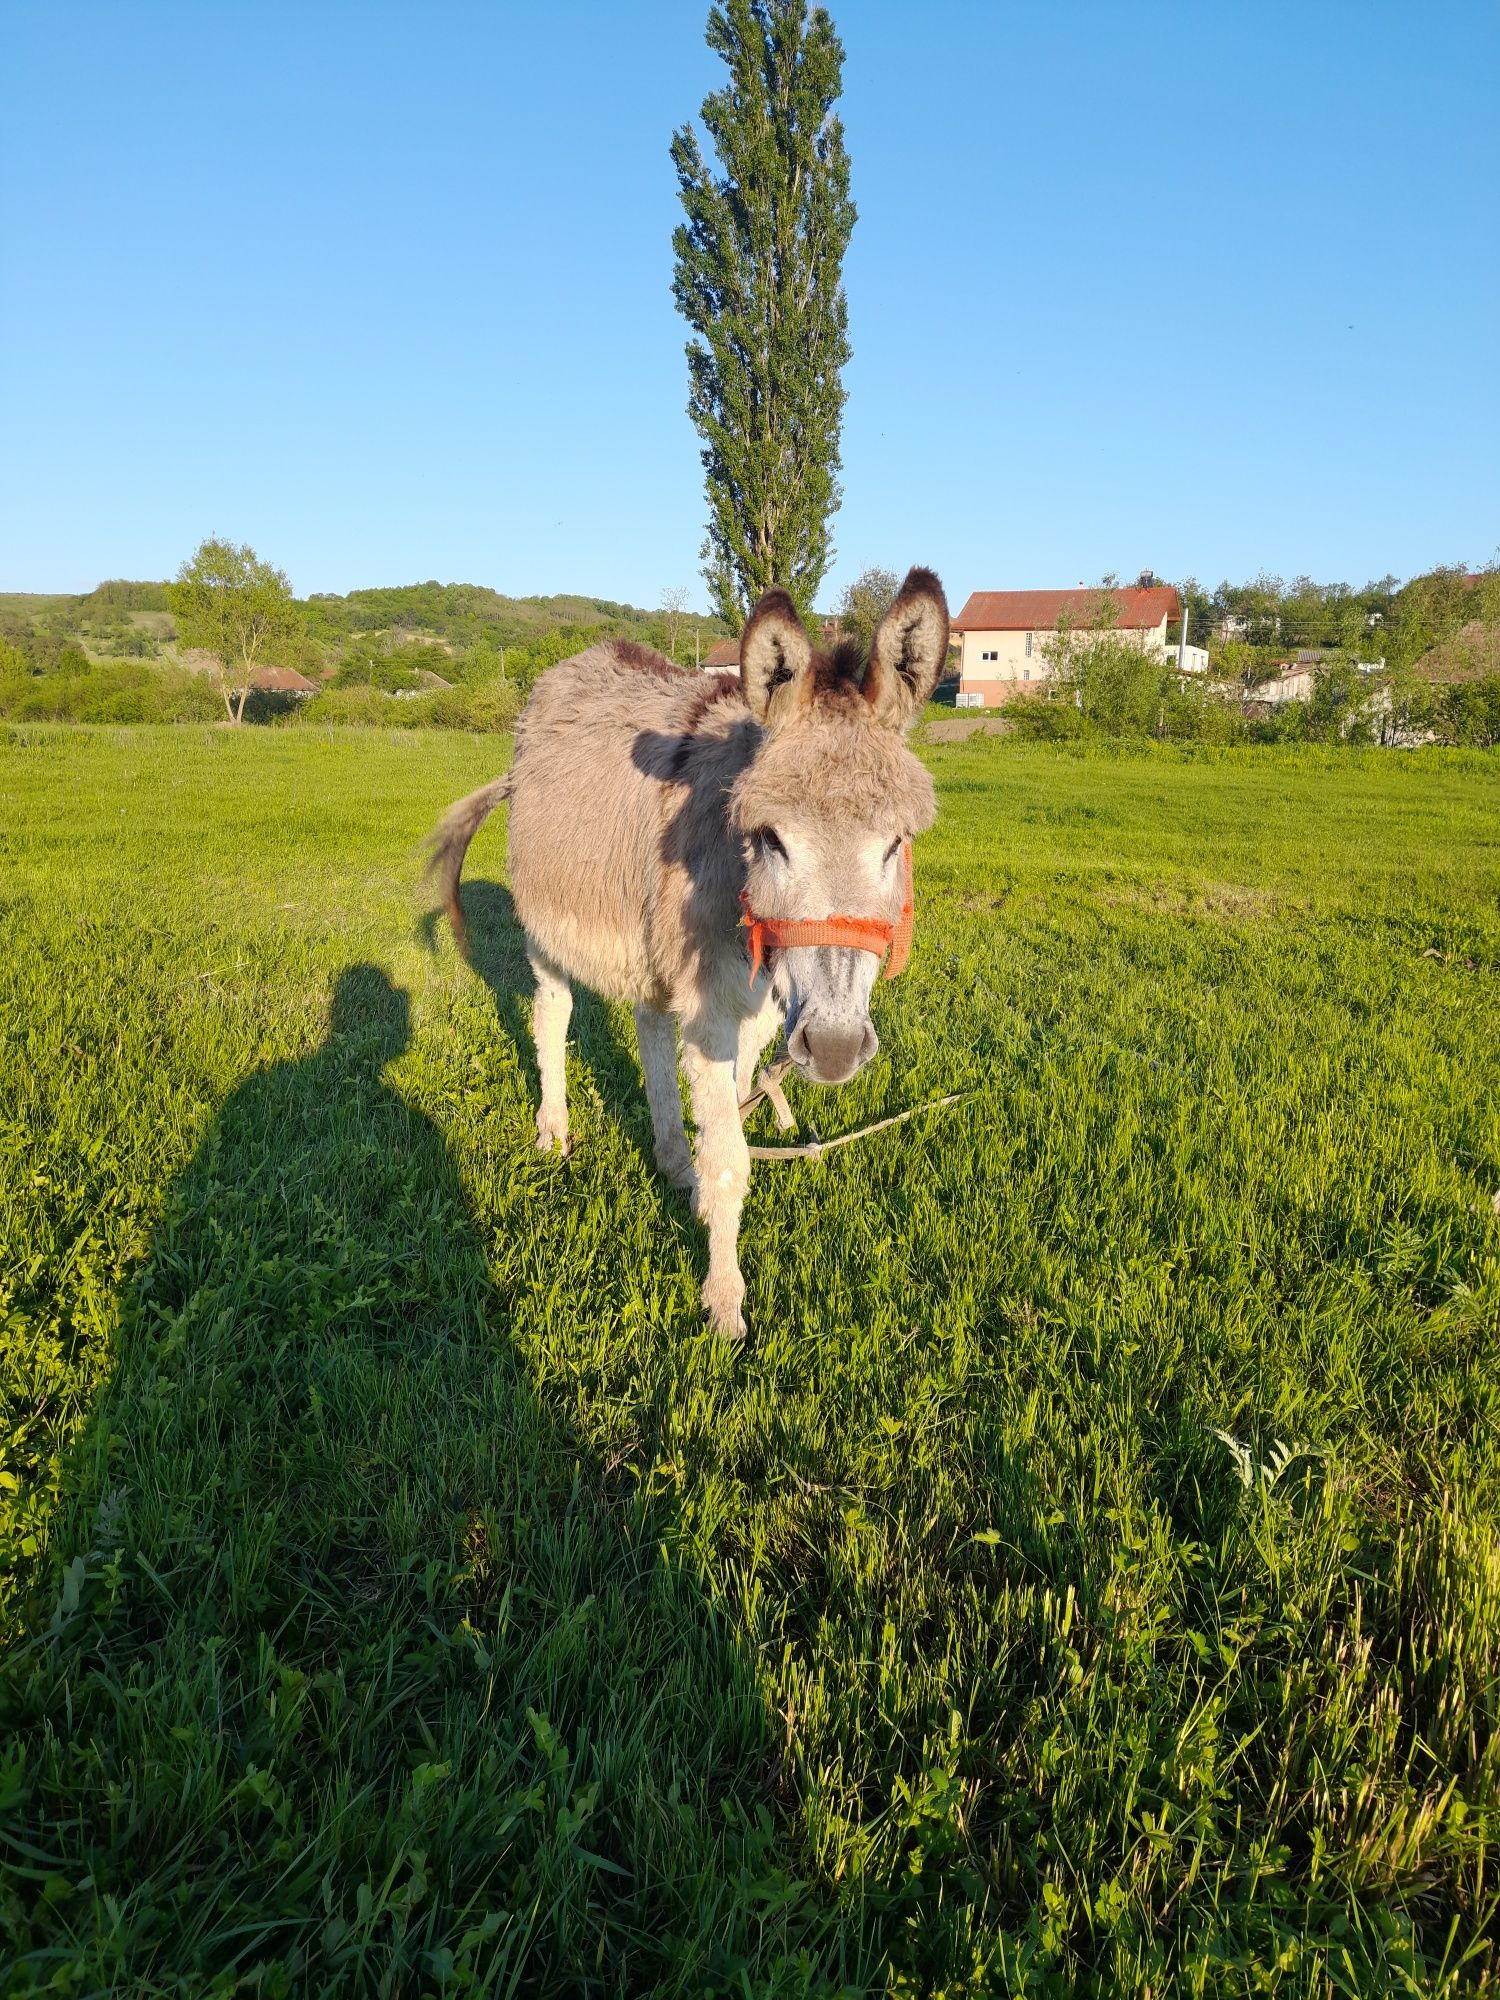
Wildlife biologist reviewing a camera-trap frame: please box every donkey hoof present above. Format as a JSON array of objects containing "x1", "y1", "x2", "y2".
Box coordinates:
[
  {"x1": 658, "y1": 1152, "x2": 697, "y2": 1197},
  {"x1": 702, "y1": 1279, "x2": 747, "y2": 1341},
  {"x1": 535, "y1": 1118, "x2": 572, "y2": 1159}
]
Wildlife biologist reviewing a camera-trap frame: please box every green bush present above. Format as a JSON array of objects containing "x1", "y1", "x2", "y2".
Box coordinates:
[
  {"x1": 1004, "y1": 695, "x2": 1095, "y2": 740},
  {"x1": 332, "y1": 638, "x2": 445, "y2": 692},
  {"x1": 425, "y1": 676, "x2": 524, "y2": 731},
  {"x1": 1433, "y1": 675, "x2": 1500, "y2": 747},
  {"x1": 0, "y1": 659, "x2": 221, "y2": 723},
  {"x1": 1383, "y1": 563, "x2": 1500, "y2": 670},
  {"x1": 92, "y1": 621, "x2": 161, "y2": 659},
  {"x1": 288, "y1": 674, "x2": 523, "y2": 733},
  {"x1": 1033, "y1": 634, "x2": 1252, "y2": 744}
]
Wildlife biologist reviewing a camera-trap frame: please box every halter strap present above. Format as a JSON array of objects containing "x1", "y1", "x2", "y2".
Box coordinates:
[{"x1": 739, "y1": 841, "x2": 914, "y2": 985}]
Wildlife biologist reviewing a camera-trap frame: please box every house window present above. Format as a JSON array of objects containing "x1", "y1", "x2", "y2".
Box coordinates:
[
  {"x1": 1025, "y1": 631, "x2": 1033, "y2": 656},
  {"x1": 1023, "y1": 668, "x2": 1031, "y2": 681},
  {"x1": 980, "y1": 649, "x2": 998, "y2": 662}
]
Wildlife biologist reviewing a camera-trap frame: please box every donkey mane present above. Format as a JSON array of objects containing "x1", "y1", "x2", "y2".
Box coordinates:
[
  {"x1": 608, "y1": 639, "x2": 687, "y2": 682},
  {"x1": 821, "y1": 636, "x2": 870, "y2": 686}
]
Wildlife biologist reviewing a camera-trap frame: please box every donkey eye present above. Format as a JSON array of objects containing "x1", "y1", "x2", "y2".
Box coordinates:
[
  {"x1": 754, "y1": 827, "x2": 788, "y2": 862},
  {"x1": 883, "y1": 837, "x2": 903, "y2": 864}
]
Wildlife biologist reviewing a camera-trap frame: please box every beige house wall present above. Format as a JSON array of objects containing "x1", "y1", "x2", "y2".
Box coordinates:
[
  {"x1": 957, "y1": 615, "x2": 1170, "y2": 701},
  {"x1": 1253, "y1": 667, "x2": 1315, "y2": 705}
]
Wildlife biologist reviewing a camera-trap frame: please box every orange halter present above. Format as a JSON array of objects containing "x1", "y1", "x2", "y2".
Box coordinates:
[{"x1": 739, "y1": 840, "x2": 914, "y2": 985}]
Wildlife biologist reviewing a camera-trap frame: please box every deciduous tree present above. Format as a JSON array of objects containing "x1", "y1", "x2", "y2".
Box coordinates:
[
  {"x1": 838, "y1": 566, "x2": 899, "y2": 649},
  {"x1": 660, "y1": 586, "x2": 691, "y2": 661},
  {"x1": 168, "y1": 538, "x2": 298, "y2": 724}
]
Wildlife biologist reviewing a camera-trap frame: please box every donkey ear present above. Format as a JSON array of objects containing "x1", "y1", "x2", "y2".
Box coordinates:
[
  {"x1": 864, "y1": 567, "x2": 950, "y2": 730},
  {"x1": 739, "y1": 588, "x2": 815, "y2": 731}
]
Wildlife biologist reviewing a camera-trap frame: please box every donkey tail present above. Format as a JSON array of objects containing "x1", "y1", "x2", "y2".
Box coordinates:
[{"x1": 426, "y1": 773, "x2": 513, "y2": 956}]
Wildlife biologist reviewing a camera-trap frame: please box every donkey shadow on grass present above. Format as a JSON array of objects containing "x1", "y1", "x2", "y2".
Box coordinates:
[{"x1": 5, "y1": 965, "x2": 844, "y2": 1995}]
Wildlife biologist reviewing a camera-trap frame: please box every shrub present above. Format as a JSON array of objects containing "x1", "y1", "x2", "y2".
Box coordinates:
[
  {"x1": 1434, "y1": 675, "x2": 1500, "y2": 747},
  {"x1": 93, "y1": 622, "x2": 161, "y2": 659},
  {"x1": 0, "y1": 660, "x2": 221, "y2": 723},
  {"x1": 1034, "y1": 632, "x2": 1250, "y2": 743},
  {"x1": 332, "y1": 638, "x2": 443, "y2": 692},
  {"x1": 1004, "y1": 695, "x2": 1095, "y2": 741},
  {"x1": 426, "y1": 676, "x2": 524, "y2": 731},
  {"x1": 287, "y1": 683, "x2": 400, "y2": 726},
  {"x1": 288, "y1": 673, "x2": 523, "y2": 733}
]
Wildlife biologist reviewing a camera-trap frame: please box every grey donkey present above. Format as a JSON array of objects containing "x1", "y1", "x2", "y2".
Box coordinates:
[{"x1": 429, "y1": 567, "x2": 949, "y2": 1337}]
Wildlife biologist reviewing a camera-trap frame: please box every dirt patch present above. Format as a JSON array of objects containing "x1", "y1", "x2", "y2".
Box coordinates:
[{"x1": 923, "y1": 716, "x2": 1015, "y2": 743}]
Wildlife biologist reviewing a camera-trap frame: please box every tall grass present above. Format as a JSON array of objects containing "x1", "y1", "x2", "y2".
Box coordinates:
[{"x1": 2, "y1": 727, "x2": 1498, "y2": 1995}]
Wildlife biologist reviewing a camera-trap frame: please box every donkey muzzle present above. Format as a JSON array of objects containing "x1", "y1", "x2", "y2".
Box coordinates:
[{"x1": 786, "y1": 1013, "x2": 879, "y2": 1086}]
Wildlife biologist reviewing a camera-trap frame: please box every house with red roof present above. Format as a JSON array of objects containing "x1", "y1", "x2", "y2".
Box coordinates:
[
  {"x1": 951, "y1": 585, "x2": 1180, "y2": 706},
  {"x1": 248, "y1": 664, "x2": 318, "y2": 696}
]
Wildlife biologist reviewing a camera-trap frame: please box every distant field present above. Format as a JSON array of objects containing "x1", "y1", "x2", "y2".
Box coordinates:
[{"x1": 3, "y1": 726, "x2": 1499, "y2": 1995}]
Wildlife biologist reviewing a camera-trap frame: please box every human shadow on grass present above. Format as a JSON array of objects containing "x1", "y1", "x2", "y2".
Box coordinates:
[
  {"x1": 4, "y1": 966, "x2": 844, "y2": 1996},
  {"x1": 420, "y1": 877, "x2": 683, "y2": 1194}
]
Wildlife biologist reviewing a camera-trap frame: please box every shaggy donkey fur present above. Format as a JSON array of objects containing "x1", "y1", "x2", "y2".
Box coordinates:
[{"x1": 429, "y1": 567, "x2": 949, "y2": 1336}]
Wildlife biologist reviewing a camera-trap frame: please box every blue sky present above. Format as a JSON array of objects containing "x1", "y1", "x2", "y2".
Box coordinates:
[{"x1": 3, "y1": 1, "x2": 1496, "y2": 607}]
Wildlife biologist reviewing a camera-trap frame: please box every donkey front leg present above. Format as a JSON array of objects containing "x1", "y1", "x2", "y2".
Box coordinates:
[
  {"x1": 681, "y1": 1018, "x2": 751, "y2": 1339},
  {"x1": 634, "y1": 1004, "x2": 696, "y2": 1193},
  {"x1": 528, "y1": 946, "x2": 573, "y2": 1156}
]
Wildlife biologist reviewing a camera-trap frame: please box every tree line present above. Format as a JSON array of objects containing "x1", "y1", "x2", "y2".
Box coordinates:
[
  {"x1": 3, "y1": 549, "x2": 1496, "y2": 737},
  {"x1": 999, "y1": 565, "x2": 1500, "y2": 749},
  {"x1": 0, "y1": 549, "x2": 730, "y2": 727},
  {"x1": 1173, "y1": 564, "x2": 1500, "y2": 674}
]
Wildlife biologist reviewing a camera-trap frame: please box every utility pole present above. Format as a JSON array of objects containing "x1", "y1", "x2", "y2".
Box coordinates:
[{"x1": 1177, "y1": 595, "x2": 1190, "y2": 674}]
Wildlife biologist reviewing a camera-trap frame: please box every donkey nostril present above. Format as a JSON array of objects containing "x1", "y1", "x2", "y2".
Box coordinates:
[{"x1": 797, "y1": 1020, "x2": 874, "y2": 1085}]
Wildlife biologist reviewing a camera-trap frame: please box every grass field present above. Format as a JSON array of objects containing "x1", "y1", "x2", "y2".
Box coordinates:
[{"x1": 3, "y1": 724, "x2": 1499, "y2": 1996}]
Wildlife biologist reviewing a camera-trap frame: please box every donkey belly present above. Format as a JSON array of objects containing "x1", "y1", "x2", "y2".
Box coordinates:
[{"x1": 505, "y1": 657, "x2": 670, "y2": 1006}]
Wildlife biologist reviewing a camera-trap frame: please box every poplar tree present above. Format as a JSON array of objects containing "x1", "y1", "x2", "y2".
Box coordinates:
[{"x1": 671, "y1": 0, "x2": 855, "y2": 627}]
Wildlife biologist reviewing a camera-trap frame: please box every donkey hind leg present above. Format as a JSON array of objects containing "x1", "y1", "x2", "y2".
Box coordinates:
[
  {"x1": 682, "y1": 1016, "x2": 751, "y2": 1339},
  {"x1": 634, "y1": 1005, "x2": 695, "y2": 1194},
  {"x1": 528, "y1": 946, "x2": 573, "y2": 1157}
]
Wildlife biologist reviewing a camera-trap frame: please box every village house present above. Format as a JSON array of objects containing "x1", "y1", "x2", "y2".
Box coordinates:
[
  {"x1": 951, "y1": 586, "x2": 1180, "y2": 707},
  {"x1": 248, "y1": 665, "x2": 317, "y2": 697},
  {"x1": 1213, "y1": 609, "x2": 1283, "y2": 644},
  {"x1": 1248, "y1": 663, "x2": 1316, "y2": 705}
]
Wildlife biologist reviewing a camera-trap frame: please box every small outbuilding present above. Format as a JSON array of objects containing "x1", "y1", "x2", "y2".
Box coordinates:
[{"x1": 1249, "y1": 664, "x2": 1316, "y2": 706}]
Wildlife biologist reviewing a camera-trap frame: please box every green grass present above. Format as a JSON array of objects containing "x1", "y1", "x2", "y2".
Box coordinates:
[{"x1": 3, "y1": 725, "x2": 1499, "y2": 1996}]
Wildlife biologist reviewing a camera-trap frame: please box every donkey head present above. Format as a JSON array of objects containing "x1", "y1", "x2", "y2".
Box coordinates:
[{"x1": 730, "y1": 567, "x2": 948, "y2": 1085}]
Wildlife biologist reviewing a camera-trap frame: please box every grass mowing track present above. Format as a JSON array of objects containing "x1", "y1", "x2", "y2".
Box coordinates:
[{"x1": 2, "y1": 723, "x2": 1499, "y2": 1996}]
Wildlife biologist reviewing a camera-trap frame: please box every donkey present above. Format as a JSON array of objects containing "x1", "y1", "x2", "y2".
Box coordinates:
[{"x1": 428, "y1": 567, "x2": 948, "y2": 1337}]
